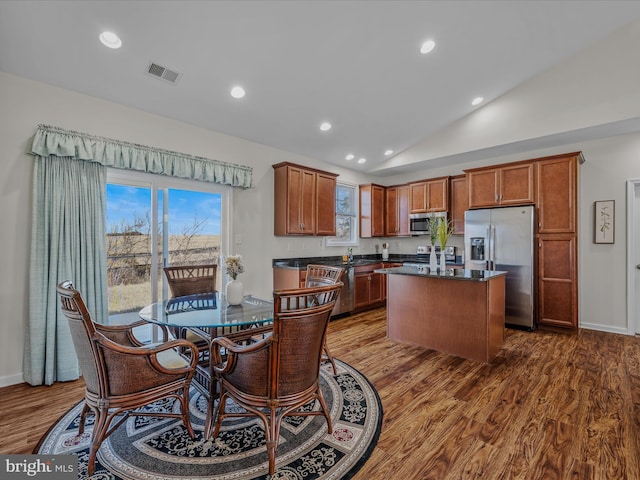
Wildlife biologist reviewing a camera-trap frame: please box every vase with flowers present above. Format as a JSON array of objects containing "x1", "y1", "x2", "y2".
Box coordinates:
[
  {"x1": 437, "y1": 217, "x2": 454, "y2": 273},
  {"x1": 224, "y1": 255, "x2": 245, "y2": 305},
  {"x1": 428, "y1": 216, "x2": 440, "y2": 272}
]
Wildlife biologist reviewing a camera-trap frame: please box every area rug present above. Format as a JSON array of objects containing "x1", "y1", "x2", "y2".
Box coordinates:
[{"x1": 36, "y1": 359, "x2": 382, "y2": 480}]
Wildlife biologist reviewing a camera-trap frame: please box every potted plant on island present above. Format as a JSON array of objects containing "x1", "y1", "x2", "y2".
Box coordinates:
[
  {"x1": 437, "y1": 217, "x2": 454, "y2": 273},
  {"x1": 224, "y1": 254, "x2": 245, "y2": 305},
  {"x1": 428, "y1": 216, "x2": 440, "y2": 272}
]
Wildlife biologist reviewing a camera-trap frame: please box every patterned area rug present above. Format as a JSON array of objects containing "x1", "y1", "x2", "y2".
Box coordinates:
[{"x1": 36, "y1": 360, "x2": 382, "y2": 479}]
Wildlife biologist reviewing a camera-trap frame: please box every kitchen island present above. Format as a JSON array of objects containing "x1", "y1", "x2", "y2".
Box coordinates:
[{"x1": 374, "y1": 266, "x2": 507, "y2": 363}]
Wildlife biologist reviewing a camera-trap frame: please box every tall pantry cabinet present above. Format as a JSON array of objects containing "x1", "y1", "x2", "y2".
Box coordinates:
[{"x1": 535, "y1": 153, "x2": 581, "y2": 330}]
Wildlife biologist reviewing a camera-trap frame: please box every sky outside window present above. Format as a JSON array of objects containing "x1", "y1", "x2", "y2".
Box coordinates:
[{"x1": 106, "y1": 184, "x2": 221, "y2": 235}]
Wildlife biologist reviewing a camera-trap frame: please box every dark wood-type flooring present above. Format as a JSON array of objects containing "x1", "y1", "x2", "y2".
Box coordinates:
[{"x1": 1, "y1": 307, "x2": 639, "y2": 479}]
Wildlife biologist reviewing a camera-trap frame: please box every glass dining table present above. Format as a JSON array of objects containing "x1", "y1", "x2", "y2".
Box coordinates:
[{"x1": 138, "y1": 292, "x2": 274, "y2": 435}]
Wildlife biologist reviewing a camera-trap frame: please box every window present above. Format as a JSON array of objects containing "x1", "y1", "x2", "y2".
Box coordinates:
[
  {"x1": 106, "y1": 169, "x2": 230, "y2": 323},
  {"x1": 326, "y1": 182, "x2": 358, "y2": 246}
]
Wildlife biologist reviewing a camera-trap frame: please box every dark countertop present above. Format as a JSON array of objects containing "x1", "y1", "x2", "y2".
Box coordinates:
[
  {"x1": 374, "y1": 265, "x2": 507, "y2": 282},
  {"x1": 272, "y1": 254, "x2": 464, "y2": 270}
]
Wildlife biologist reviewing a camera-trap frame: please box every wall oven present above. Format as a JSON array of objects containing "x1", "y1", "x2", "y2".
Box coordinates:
[{"x1": 409, "y1": 211, "x2": 447, "y2": 235}]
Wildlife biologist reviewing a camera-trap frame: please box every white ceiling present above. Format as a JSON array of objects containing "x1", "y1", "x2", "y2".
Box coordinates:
[{"x1": 2, "y1": 0, "x2": 640, "y2": 174}]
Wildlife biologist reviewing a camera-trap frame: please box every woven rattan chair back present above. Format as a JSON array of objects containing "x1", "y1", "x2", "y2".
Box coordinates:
[
  {"x1": 163, "y1": 263, "x2": 218, "y2": 297},
  {"x1": 211, "y1": 282, "x2": 343, "y2": 476},
  {"x1": 304, "y1": 264, "x2": 345, "y2": 287},
  {"x1": 56, "y1": 280, "x2": 198, "y2": 476},
  {"x1": 304, "y1": 264, "x2": 345, "y2": 373}
]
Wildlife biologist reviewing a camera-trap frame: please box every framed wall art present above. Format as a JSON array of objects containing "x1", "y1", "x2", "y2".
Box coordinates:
[{"x1": 594, "y1": 200, "x2": 614, "y2": 244}]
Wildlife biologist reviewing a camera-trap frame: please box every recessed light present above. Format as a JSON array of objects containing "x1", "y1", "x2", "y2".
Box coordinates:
[
  {"x1": 472, "y1": 97, "x2": 484, "y2": 106},
  {"x1": 358, "y1": 158, "x2": 367, "y2": 164},
  {"x1": 345, "y1": 154, "x2": 354, "y2": 160},
  {"x1": 420, "y1": 40, "x2": 435, "y2": 54},
  {"x1": 230, "y1": 86, "x2": 246, "y2": 99},
  {"x1": 320, "y1": 122, "x2": 332, "y2": 131},
  {"x1": 99, "y1": 31, "x2": 122, "y2": 49},
  {"x1": 384, "y1": 150, "x2": 394, "y2": 156}
]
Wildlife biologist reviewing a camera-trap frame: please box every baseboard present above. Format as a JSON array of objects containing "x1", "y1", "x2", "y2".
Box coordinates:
[
  {"x1": 579, "y1": 322, "x2": 631, "y2": 336},
  {"x1": 0, "y1": 372, "x2": 25, "y2": 388}
]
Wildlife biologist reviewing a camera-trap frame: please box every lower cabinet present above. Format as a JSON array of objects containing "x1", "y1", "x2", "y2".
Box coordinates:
[
  {"x1": 354, "y1": 263, "x2": 384, "y2": 310},
  {"x1": 273, "y1": 267, "x2": 305, "y2": 290},
  {"x1": 381, "y1": 262, "x2": 403, "y2": 300},
  {"x1": 537, "y1": 234, "x2": 577, "y2": 329}
]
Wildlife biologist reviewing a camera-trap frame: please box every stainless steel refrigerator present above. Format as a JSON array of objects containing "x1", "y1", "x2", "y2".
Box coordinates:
[{"x1": 464, "y1": 205, "x2": 535, "y2": 330}]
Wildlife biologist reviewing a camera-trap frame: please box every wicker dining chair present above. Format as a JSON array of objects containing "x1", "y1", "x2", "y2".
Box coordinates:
[
  {"x1": 163, "y1": 263, "x2": 218, "y2": 354},
  {"x1": 163, "y1": 263, "x2": 218, "y2": 297},
  {"x1": 305, "y1": 264, "x2": 345, "y2": 374},
  {"x1": 210, "y1": 283, "x2": 343, "y2": 476},
  {"x1": 56, "y1": 281, "x2": 198, "y2": 476}
]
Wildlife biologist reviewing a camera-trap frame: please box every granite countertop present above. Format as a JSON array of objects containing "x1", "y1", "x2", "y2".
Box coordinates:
[
  {"x1": 273, "y1": 254, "x2": 464, "y2": 269},
  {"x1": 374, "y1": 265, "x2": 507, "y2": 282}
]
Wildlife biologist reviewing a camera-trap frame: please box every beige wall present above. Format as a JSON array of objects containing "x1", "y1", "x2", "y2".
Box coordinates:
[
  {"x1": 2, "y1": 66, "x2": 640, "y2": 386},
  {"x1": 0, "y1": 71, "x2": 377, "y2": 387}
]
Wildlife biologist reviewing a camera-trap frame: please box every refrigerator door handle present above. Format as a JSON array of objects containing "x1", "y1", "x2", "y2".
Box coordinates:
[
  {"x1": 486, "y1": 225, "x2": 491, "y2": 270},
  {"x1": 489, "y1": 225, "x2": 496, "y2": 271}
]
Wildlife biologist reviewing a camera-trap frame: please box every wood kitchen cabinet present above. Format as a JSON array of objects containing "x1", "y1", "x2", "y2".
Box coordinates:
[
  {"x1": 360, "y1": 184, "x2": 385, "y2": 238},
  {"x1": 381, "y1": 262, "x2": 403, "y2": 300},
  {"x1": 273, "y1": 267, "x2": 306, "y2": 290},
  {"x1": 449, "y1": 174, "x2": 468, "y2": 235},
  {"x1": 409, "y1": 177, "x2": 449, "y2": 213},
  {"x1": 385, "y1": 184, "x2": 410, "y2": 236},
  {"x1": 537, "y1": 234, "x2": 577, "y2": 329},
  {"x1": 316, "y1": 171, "x2": 339, "y2": 235},
  {"x1": 466, "y1": 161, "x2": 534, "y2": 208},
  {"x1": 273, "y1": 162, "x2": 338, "y2": 236},
  {"x1": 535, "y1": 152, "x2": 581, "y2": 330},
  {"x1": 536, "y1": 154, "x2": 579, "y2": 234},
  {"x1": 354, "y1": 263, "x2": 384, "y2": 310}
]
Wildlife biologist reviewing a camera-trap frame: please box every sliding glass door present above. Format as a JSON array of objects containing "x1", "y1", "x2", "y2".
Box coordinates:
[{"x1": 106, "y1": 170, "x2": 229, "y2": 322}]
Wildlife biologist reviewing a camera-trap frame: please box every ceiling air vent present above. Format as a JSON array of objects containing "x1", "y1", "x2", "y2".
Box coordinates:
[{"x1": 146, "y1": 62, "x2": 181, "y2": 84}]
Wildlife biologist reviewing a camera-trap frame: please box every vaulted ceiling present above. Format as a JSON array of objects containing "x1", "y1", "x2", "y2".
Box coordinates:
[{"x1": 2, "y1": 1, "x2": 640, "y2": 174}]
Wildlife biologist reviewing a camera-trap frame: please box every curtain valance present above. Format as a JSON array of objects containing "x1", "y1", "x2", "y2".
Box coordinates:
[{"x1": 30, "y1": 124, "x2": 253, "y2": 188}]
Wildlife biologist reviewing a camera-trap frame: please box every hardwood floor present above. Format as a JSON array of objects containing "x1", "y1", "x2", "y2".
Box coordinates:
[{"x1": 1, "y1": 307, "x2": 639, "y2": 479}]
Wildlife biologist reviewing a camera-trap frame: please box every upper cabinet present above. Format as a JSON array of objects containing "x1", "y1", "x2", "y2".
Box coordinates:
[
  {"x1": 536, "y1": 154, "x2": 579, "y2": 234},
  {"x1": 360, "y1": 184, "x2": 386, "y2": 237},
  {"x1": 273, "y1": 162, "x2": 338, "y2": 236},
  {"x1": 449, "y1": 175, "x2": 468, "y2": 235},
  {"x1": 466, "y1": 162, "x2": 534, "y2": 208},
  {"x1": 409, "y1": 177, "x2": 449, "y2": 213},
  {"x1": 385, "y1": 184, "x2": 410, "y2": 236},
  {"x1": 315, "y1": 171, "x2": 339, "y2": 235}
]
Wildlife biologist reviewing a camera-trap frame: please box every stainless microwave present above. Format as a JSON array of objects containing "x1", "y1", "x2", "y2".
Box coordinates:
[{"x1": 409, "y1": 211, "x2": 447, "y2": 235}]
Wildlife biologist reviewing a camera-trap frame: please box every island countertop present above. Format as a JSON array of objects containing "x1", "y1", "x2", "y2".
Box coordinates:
[{"x1": 375, "y1": 265, "x2": 507, "y2": 282}]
